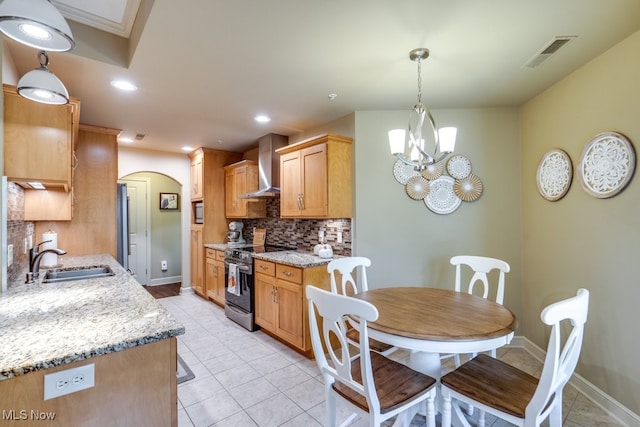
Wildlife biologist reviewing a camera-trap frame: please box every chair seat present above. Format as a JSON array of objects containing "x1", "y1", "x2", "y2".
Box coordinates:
[
  {"x1": 440, "y1": 354, "x2": 538, "y2": 418},
  {"x1": 332, "y1": 351, "x2": 436, "y2": 414},
  {"x1": 346, "y1": 328, "x2": 395, "y2": 354}
]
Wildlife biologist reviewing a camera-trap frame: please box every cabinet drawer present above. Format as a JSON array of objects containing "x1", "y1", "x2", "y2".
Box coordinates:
[
  {"x1": 276, "y1": 264, "x2": 302, "y2": 284},
  {"x1": 205, "y1": 248, "x2": 216, "y2": 259},
  {"x1": 255, "y1": 259, "x2": 275, "y2": 276},
  {"x1": 216, "y1": 250, "x2": 225, "y2": 261}
]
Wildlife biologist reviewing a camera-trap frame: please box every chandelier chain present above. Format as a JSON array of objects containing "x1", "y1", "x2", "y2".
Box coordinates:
[{"x1": 416, "y1": 58, "x2": 422, "y2": 105}]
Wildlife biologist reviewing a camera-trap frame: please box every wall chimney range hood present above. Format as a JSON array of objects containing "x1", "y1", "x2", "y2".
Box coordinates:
[{"x1": 240, "y1": 133, "x2": 288, "y2": 199}]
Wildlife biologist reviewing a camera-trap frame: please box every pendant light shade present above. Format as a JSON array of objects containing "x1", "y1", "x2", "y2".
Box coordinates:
[
  {"x1": 17, "y1": 51, "x2": 69, "y2": 105},
  {"x1": 0, "y1": 0, "x2": 74, "y2": 52}
]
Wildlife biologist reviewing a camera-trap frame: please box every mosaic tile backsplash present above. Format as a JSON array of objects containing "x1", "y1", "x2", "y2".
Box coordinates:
[
  {"x1": 7, "y1": 182, "x2": 35, "y2": 284},
  {"x1": 244, "y1": 199, "x2": 352, "y2": 256}
]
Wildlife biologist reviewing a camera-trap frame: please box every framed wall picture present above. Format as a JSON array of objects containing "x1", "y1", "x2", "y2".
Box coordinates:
[{"x1": 160, "y1": 192, "x2": 179, "y2": 210}]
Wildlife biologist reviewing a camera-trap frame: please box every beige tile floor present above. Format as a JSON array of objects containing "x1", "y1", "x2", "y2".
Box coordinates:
[{"x1": 159, "y1": 292, "x2": 624, "y2": 427}]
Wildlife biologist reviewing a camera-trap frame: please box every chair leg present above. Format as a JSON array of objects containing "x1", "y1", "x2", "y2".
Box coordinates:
[
  {"x1": 441, "y1": 388, "x2": 452, "y2": 427},
  {"x1": 326, "y1": 387, "x2": 337, "y2": 427},
  {"x1": 425, "y1": 393, "x2": 436, "y2": 427}
]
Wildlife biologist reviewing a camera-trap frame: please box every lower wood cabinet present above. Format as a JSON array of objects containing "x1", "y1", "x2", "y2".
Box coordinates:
[
  {"x1": 190, "y1": 226, "x2": 204, "y2": 296},
  {"x1": 205, "y1": 248, "x2": 225, "y2": 307},
  {"x1": 254, "y1": 259, "x2": 330, "y2": 354}
]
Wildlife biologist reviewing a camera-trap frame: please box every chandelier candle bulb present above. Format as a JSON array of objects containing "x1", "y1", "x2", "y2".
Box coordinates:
[
  {"x1": 389, "y1": 129, "x2": 406, "y2": 155},
  {"x1": 438, "y1": 127, "x2": 457, "y2": 153}
]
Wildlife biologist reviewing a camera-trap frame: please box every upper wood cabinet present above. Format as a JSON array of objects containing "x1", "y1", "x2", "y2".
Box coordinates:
[
  {"x1": 3, "y1": 84, "x2": 80, "y2": 191},
  {"x1": 190, "y1": 151, "x2": 204, "y2": 200},
  {"x1": 276, "y1": 134, "x2": 353, "y2": 218},
  {"x1": 224, "y1": 160, "x2": 266, "y2": 219}
]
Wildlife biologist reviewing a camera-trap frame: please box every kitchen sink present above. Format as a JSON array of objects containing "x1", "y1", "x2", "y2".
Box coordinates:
[{"x1": 42, "y1": 265, "x2": 115, "y2": 283}]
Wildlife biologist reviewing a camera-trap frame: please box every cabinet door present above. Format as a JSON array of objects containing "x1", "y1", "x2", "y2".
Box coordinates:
[
  {"x1": 205, "y1": 257, "x2": 218, "y2": 302},
  {"x1": 4, "y1": 88, "x2": 74, "y2": 187},
  {"x1": 190, "y1": 227, "x2": 203, "y2": 295},
  {"x1": 214, "y1": 259, "x2": 225, "y2": 305},
  {"x1": 255, "y1": 273, "x2": 277, "y2": 333},
  {"x1": 190, "y1": 155, "x2": 203, "y2": 199},
  {"x1": 225, "y1": 166, "x2": 249, "y2": 218},
  {"x1": 280, "y1": 151, "x2": 302, "y2": 217},
  {"x1": 225, "y1": 168, "x2": 236, "y2": 217},
  {"x1": 275, "y1": 280, "x2": 304, "y2": 349},
  {"x1": 300, "y1": 143, "x2": 328, "y2": 217}
]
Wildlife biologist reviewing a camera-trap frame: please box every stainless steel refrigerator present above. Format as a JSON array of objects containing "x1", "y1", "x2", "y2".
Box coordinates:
[{"x1": 116, "y1": 183, "x2": 130, "y2": 270}]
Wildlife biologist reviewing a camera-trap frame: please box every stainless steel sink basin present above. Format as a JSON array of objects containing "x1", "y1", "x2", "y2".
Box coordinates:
[{"x1": 43, "y1": 265, "x2": 115, "y2": 283}]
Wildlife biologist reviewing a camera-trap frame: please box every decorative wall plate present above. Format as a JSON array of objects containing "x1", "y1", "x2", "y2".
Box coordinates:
[
  {"x1": 405, "y1": 176, "x2": 430, "y2": 200},
  {"x1": 577, "y1": 132, "x2": 635, "y2": 199},
  {"x1": 424, "y1": 176, "x2": 461, "y2": 214},
  {"x1": 446, "y1": 155, "x2": 472, "y2": 180},
  {"x1": 536, "y1": 149, "x2": 573, "y2": 201},
  {"x1": 454, "y1": 173, "x2": 483, "y2": 202},
  {"x1": 421, "y1": 161, "x2": 444, "y2": 180},
  {"x1": 393, "y1": 160, "x2": 419, "y2": 184}
]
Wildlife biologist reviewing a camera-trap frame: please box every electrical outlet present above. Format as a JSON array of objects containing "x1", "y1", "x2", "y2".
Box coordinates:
[
  {"x1": 161, "y1": 260, "x2": 168, "y2": 271},
  {"x1": 7, "y1": 244, "x2": 13, "y2": 267},
  {"x1": 23, "y1": 238, "x2": 28, "y2": 254},
  {"x1": 44, "y1": 363, "x2": 95, "y2": 400},
  {"x1": 318, "y1": 229, "x2": 325, "y2": 241},
  {"x1": 337, "y1": 232, "x2": 343, "y2": 244},
  {"x1": 28, "y1": 235, "x2": 33, "y2": 250}
]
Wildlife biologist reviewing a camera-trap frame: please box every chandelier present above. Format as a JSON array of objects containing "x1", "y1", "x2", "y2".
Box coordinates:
[{"x1": 389, "y1": 48, "x2": 457, "y2": 171}]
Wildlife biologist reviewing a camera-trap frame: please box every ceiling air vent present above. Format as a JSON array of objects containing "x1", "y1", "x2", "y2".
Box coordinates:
[
  {"x1": 523, "y1": 36, "x2": 577, "y2": 68},
  {"x1": 134, "y1": 133, "x2": 146, "y2": 140}
]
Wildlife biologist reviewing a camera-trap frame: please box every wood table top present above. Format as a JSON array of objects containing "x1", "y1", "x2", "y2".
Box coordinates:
[{"x1": 353, "y1": 287, "x2": 518, "y2": 342}]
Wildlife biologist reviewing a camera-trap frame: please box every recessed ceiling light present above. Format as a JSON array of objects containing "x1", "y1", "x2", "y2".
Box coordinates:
[
  {"x1": 110, "y1": 80, "x2": 138, "y2": 91},
  {"x1": 328, "y1": 93, "x2": 337, "y2": 100},
  {"x1": 118, "y1": 136, "x2": 134, "y2": 143},
  {"x1": 254, "y1": 115, "x2": 271, "y2": 123},
  {"x1": 181, "y1": 146, "x2": 194, "y2": 152}
]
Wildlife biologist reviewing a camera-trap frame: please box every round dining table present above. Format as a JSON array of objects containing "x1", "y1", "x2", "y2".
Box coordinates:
[{"x1": 352, "y1": 287, "x2": 518, "y2": 380}]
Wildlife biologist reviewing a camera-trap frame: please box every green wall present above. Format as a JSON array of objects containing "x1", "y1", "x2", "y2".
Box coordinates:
[
  {"x1": 124, "y1": 171, "x2": 182, "y2": 284},
  {"x1": 521, "y1": 29, "x2": 640, "y2": 415}
]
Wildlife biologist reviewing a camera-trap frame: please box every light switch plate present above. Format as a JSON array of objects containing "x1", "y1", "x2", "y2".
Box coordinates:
[{"x1": 7, "y1": 244, "x2": 13, "y2": 267}]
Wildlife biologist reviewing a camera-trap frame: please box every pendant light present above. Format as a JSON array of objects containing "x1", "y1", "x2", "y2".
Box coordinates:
[
  {"x1": 17, "y1": 50, "x2": 69, "y2": 105},
  {"x1": 0, "y1": 0, "x2": 74, "y2": 52},
  {"x1": 389, "y1": 48, "x2": 457, "y2": 171}
]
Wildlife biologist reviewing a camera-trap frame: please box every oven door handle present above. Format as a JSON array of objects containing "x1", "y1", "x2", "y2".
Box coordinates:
[{"x1": 224, "y1": 260, "x2": 251, "y2": 272}]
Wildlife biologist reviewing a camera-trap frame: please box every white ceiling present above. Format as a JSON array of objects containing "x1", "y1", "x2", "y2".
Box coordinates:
[{"x1": 4, "y1": 1, "x2": 640, "y2": 154}]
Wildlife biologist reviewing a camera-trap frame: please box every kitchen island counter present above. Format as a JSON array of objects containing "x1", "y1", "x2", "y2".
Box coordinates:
[{"x1": 0, "y1": 254, "x2": 184, "y2": 380}]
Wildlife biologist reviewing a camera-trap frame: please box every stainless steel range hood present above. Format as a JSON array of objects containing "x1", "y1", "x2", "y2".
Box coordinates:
[{"x1": 240, "y1": 134, "x2": 288, "y2": 199}]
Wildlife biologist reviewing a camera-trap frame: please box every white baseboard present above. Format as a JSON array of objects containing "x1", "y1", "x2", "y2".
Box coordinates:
[
  {"x1": 148, "y1": 275, "x2": 181, "y2": 286},
  {"x1": 180, "y1": 286, "x2": 194, "y2": 295},
  {"x1": 507, "y1": 336, "x2": 639, "y2": 427}
]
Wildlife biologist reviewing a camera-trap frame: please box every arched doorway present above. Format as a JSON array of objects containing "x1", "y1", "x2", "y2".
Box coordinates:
[{"x1": 120, "y1": 172, "x2": 182, "y2": 286}]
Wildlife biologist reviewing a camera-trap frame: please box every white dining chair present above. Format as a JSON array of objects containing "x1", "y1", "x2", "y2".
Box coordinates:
[
  {"x1": 306, "y1": 286, "x2": 437, "y2": 427},
  {"x1": 441, "y1": 288, "x2": 589, "y2": 427},
  {"x1": 447, "y1": 255, "x2": 511, "y2": 363},
  {"x1": 327, "y1": 257, "x2": 397, "y2": 356}
]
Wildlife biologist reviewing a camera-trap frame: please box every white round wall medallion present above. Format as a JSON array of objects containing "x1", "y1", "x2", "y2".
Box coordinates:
[
  {"x1": 536, "y1": 149, "x2": 573, "y2": 202},
  {"x1": 577, "y1": 132, "x2": 635, "y2": 199}
]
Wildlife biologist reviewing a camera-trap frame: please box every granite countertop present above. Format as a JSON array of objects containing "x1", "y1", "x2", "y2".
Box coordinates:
[
  {"x1": 0, "y1": 254, "x2": 185, "y2": 380},
  {"x1": 252, "y1": 250, "x2": 337, "y2": 268},
  {"x1": 204, "y1": 242, "x2": 338, "y2": 268}
]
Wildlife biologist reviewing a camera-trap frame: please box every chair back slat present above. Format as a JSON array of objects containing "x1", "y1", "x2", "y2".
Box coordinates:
[
  {"x1": 451, "y1": 255, "x2": 510, "y2": 304},
  {"x1": 527, "y1": 288, "x2": 589, "y2": 420},
  {"x1": 306, "y1": 286, "x2": 381, "y2": 413},
  {"x1": 328, "y1": 257, "x2": 371, "y2": 296}
]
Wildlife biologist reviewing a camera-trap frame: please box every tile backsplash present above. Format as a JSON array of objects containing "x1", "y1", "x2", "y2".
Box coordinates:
[
  {"x1": 244, "y1": 199, "x2": 352, "y2": 256},
  {"x1": 7, "y1": 182, "x2": 35, "y2": 284}
]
